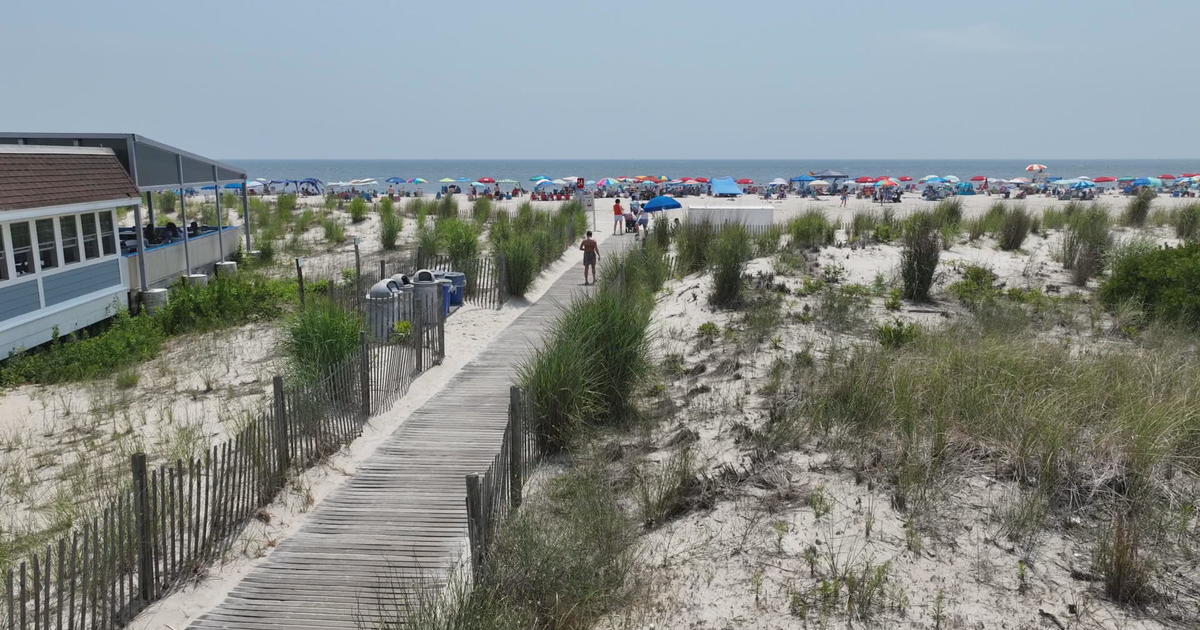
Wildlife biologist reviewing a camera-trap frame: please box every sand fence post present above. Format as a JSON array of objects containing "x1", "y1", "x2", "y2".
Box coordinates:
[
  {"x1": 353, "y1": 238, "x2": 363, "y2": 312},
  {"x1": 412, "y1": 291, "x2": 424, "y2": 373},
  {"x1": 508, "y1": 387, "x2": 524, "y2": 511},
  {"x1": 272, "y1": 376, "x2": 290, "y2": 484},
  {"x1": 359, "y1": 331, "x2": 371, "y2": 418},
  {"x1": 131, "y1": 453, "x2": 155, "y2": 603},
  {"x1": 378, "y1": 259, "x2": 386, "y2": 283},
  {"x1": 465, "y1": 473, "x2": 484, "y2": 583},
  {"x1": 294, "y1": 258, "x2": 306, "y2": 310},
  {"x1": 437, "y1": 288, "x2": 446, "y2": 363}
]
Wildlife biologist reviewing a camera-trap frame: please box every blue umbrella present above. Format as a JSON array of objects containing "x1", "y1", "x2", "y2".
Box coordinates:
[
  {"x1": 530, "y1": 175, "x2": 550, "y2": 182},
  {"x1": 385, "y1": 177, "x2": 406, "y2": 184},
  {"x1": 1070, "y1": 181, "x2": 1096, "y2": 189},
  {"x1": 454, "y1": 177, "x2": 472, "y2": 183},
  {"x1": 643, "y1": 195, "x2": 682, "y2": 212},
  {"x1": 791, "y1": 175, "x2": 816, "y2": 182}
]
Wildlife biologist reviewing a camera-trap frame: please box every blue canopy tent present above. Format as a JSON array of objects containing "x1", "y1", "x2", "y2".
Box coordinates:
[
  {"x1": 711, "y1": 177, "x2": 742, "y2": 197},
  {"x1": 643, "y1": 195, "x2": 682, "y2": 212},
  {"x1": 791, "y1": 175, "x2": 816, "y2": 182},
  {"x1": 954, "y1": 181, "x2": 976, "y2": 195}
]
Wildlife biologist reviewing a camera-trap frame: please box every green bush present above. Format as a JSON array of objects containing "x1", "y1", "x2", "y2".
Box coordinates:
[
  {"x1": 157, "y1": 273, "x2": 292, "y2": 335},
  {"x1": 380, "y1": 208, "x2": 403, "y2": 250},
  {"x1": 1062, "y1": 206, "x2": 1111, "y2": 286},
  {"x1": 675, "y1": 221, "x2": 715, "y2": 273},
  {"x1": 1041, "y1": 208, "x2": 1068, "y2": 231},
  {"x1": 1172, "y1": 203, "x2": 1200, "y2": 242},
  {"x1": 998, "y1": 206, "x2": 1032, "y2": 251},
  {"x1": 348, "y1": 197, "x2": 368, "y2": 223},
  {"x1": 652, "y1": 216, "x2": 671, "y2": 250},
  {"x1": 787, "y1": 210, "x2": 835, "y2": 250},
  {"x1": 876, "y1": 319, "x2": 921, "y2": 348},
  {"x1": 948, "y1": 265, "x2": 998, "y2": 305},
  {"x1": 0, "y1": 310, "x2": 164, "y2": 386},
  {"x1": 472, "y1": 197, "x2": 493, "y2": 223},
  {"x1": 378, "y1": 196, "x2": 394, "y2": 217},
  {"x1": 1121, "y1": 188, "x2": 1155, "y2": 227},
  {"x1": 753, "y1": 225, "x2": 783, "y2": 257},
  {"x1": 980, "y1": 201, "x2": 1007, "y2": 234},
  {"x1": 322, "y1": 217, "x2": 346, "y2": 244},
  {"x1": 435, "y1": 195, "x2": 457, "y2": 219},
  {"x1": 438, "y1": 218, "x2": 481, "y2": 268},
  {"x1": 709, "y1": 225, "x2": 752, "y2": 307},
  {"x1": 277, "y1": 193, "x2": 297, "y2": 213},
  {"x1": 1099, "y1": 243, "x2": 1200, "y2": 326},
  {"x1": 156, "y1": 190, "x2": 177, "y2": 213},
  {"x1": 284, "y1": 298, "x2": 361, "y2": 380},
  {"x1": 499, "y1": 236, "x2": 537, "y2": 297},
  {"x1": 900, "y1": 211, "x2": 940, "y2": 301}
]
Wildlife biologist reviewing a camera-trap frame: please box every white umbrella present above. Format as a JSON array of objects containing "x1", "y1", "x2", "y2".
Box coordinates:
[
  {"x1": 769, "y1": 178, "x2": 788, "y2": 186},
  {"x1": 809, "y1": 179, "x2": 831, "y2": 187}
]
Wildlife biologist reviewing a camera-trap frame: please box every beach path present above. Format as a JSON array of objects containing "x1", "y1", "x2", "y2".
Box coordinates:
[{"x1": 188, "y1": 236, "x2": 632, "y2": 629}]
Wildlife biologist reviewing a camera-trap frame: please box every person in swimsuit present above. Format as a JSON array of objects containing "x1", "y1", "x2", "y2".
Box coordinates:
[
  {"x1": 580, "y1": 231, "x2": 599, "y2": 285},
  {"x1": 612, "y1": 199, "x2": 624, "y2": 235}
]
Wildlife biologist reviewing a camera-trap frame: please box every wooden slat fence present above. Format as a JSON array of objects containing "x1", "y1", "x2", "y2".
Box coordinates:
[
  {"x1": 0, "y1": 290, "x2": 449, "y2": 630},
  {"x1": 463, "y1": 386, "x2": 539, "y2": 582}
]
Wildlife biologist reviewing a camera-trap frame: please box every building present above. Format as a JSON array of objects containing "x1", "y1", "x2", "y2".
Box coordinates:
[{"x1": 0, "y1": 134, "x2": 254, "y2": 357}]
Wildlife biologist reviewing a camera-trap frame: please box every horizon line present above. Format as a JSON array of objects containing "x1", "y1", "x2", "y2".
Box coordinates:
[{"x1": 224, "y1": 157, "x2": 1200, "y2": 162}]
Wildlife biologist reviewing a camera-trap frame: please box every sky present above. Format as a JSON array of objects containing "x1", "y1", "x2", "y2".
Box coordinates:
[{"x1": 3, "y1": 0, "x2": 1198, "y2": 159}]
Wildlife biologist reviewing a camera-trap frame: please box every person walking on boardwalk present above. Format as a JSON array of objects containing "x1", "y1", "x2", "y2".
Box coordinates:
[
  {"x1": 580, "y1": 231, "x2": 600, "y2": 285},
  {"x1": 612, "y1": 199, "x2": 624, "y2": 235}
]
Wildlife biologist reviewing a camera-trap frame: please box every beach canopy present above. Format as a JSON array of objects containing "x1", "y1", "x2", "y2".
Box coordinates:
[
  {"x1": 643, "y1": 195, "x2": 682, "y2": 212},
  {"x1": 711, "y1": 177, "x2": 742, "y2": 196},
  {"x1": 496, "y1": 178, "x2": 518, "y2": 184},
  {"x1": 1132, "y1": 177, "x2": 1163, "y2": 187},
  {"x1": 1092, "y1": 176, "x2": 1117, "y2": 183},
  {"x1": 810, "y1": 169, "x2": 847, "y2": 178},
  {"x1": 348, "y1": 178, "x2": 377, "y2": 186},
  {"x1": 791, "y1": 175, "x2": 816, "y2": 182}
]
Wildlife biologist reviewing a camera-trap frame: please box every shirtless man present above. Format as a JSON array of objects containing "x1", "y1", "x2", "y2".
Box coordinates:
[{"x1": 580, "y1": 231, "x2": 600, "y2": 285}]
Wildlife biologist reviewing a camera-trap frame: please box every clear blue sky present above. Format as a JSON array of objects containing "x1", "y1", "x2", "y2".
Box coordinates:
[{"x1": 4, "y1": 0, "x2": 1197, "y2": 159}]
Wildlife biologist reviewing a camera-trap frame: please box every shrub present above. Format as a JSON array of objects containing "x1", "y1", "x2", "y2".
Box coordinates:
[
  {"x1": 980, "y1": 201, "x2": 1006, "y2": 233},
  {"x1": 1041, "y1": 208, "x2": 1068, "y2": 230},
  {"x1": 652, "y1": 216, "x2": 671, "y2": 250},
  {"x1": 675, "y1": 221, "x2": 715, "y2": 273},
  {"x1": 850, "y1": 211, "x2": 878, "y2": 242},
  {"x1": 284, "y1": 298, "x2": 361, "y2": 380},
  {"x1": 499, "y1": 236, "x2": 537, "y2": 297},
  {"x1": 0, "y1": 311, "x2": 164, "y2": 386},
  {"x1": 378, "y1": 196, "x2": 394, "y2": 217},
  {"x1": 900, "y1": 211, "x2": 940, "y2": 301},
  {"x1": 875, "y1": 319, "x2": 921, "y2": 348},
  {"x1": 380, "y1": 208, "x2": 403, "y2": 250},
  {"x1": 471, "y1": 197, "x2": 493, "y2": 223},
  {"x1": 931, "y1": 198, "x2": 963, "y2": 229},
  {"x1": 787, "y1": 210, "x2": 835, "y2": 250},
  {"x1": 948, "y1": 265, "x2": 998, "y2": 305},
  {"x1": 998, "y1": 206, "x2": 1032, "y2": 251},
  {"x1": 1099, "y1": 242, "x2": 1200, "y2": 326},
  {"x1": 435, "y1": 195, "x2": 457, "y2": 219},
  {"x1": 156, "y1": 190, "x2": 177, "y2": 213},
  {"x1": 156, "y1": 273, "x2": 292, "y2": 335},
  {"x1": 322, "y1": 217, "x2": 346, "y2": 244},
  {"x1": 1172, "y1": 203, "x2": 1200, "y2": 242},
  {"x1": 348, "y1": 197, "x2": 368, "y2": 223},
  {"x1": 438, "y1": 218, "x2": 481, "y2": 268},
  {"x1": 1061, "y1": 206, "x2": 1111, "y2": 286},
  {"x1": 753, "y1": 225, "x2": 783, "y2": 257},
  {"x1": 416, "y1": 225, "x2": 440, "y2": 263},
  {"x1": 709, "y1": 225, "x2": 752, "y2": 307},
  {"x1": 277, "y1": 193, "x2": 297, "y2": 213},
  {"x1": 1121, "y1": 188, "x2": 1155, "y2": 227}
]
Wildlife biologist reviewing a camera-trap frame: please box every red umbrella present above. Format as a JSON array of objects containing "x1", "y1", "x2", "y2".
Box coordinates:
[
  {"x1": 1183, "y1": 173, "x2": 1200, "y2": 177},
  {"x1": 477, "y1": 177, "x2": 495, "y2": 183},
  {"x1": 736, "y1": 178, "x2": 753, "y2": 184},
  {"x1": 694, "y1": 177, "x2": 710, "y2": 183},
  {"x1": 1092, "y1": 176, "x2": 1117, "y2": 183},
  {"x1": 1159, "y1": 174, "x2": 1177, "y2": 179},
  {"x1": 898, "y1": 176, "x2": 913, "y2": 182},
  {"x1": 854, "y1": 176, "x2": 875, "y2": 183},
  {"x1": 969, "y1": 175, "x2": 988, "y2": 182}
]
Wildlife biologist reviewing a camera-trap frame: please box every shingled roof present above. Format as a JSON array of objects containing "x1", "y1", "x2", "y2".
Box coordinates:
[{"x1": 0, "y1": 145, "x2": 141, "y2": 211}]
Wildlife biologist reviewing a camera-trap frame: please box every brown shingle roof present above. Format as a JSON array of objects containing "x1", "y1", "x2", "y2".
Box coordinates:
[{"x1": 0, "y1": 146, "x2": 140, "y2": 211}]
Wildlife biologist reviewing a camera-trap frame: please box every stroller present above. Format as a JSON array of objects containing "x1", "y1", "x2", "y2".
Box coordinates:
[{"x1": 624, "y1": 215, "x2": 640, "y2": 233}]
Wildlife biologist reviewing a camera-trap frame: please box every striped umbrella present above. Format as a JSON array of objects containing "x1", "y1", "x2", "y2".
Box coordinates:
[{"x1": 1025, "y1": 164, "x2": 1048, "y2": 173}]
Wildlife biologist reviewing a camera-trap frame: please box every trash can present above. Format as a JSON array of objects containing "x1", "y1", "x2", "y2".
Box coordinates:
[
  {"x1": 436, "y1": 278, "x2": 454, "y2": 316},
  {"x1": 366, "y1": 279, "x2": 402, "y2": 341},
  {"x1": 442, "y1": 271, "x2": 466, "y2": 306},
  {"x1": 412, "y1": 269, "x2": 441, "y2": 325}
]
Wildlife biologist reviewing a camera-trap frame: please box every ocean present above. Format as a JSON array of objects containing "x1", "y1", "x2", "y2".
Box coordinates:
[{"x1": 226, "y1": 159, "x2": 1200, "y2": 186}]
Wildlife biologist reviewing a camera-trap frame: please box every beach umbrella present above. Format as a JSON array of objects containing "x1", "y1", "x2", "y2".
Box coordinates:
[
  {"x1": 854, "y1": 176, "x2": 876, "y2": 183},
  {"x1": 1159, "y1": 174, "x2": 1177, "y2": 180},
  {"x1": 876, "y1": 178, "x2": 899, "y2": 187},
  {"x1": 1070, "y1": 181, "x2": 1095, "y2": 189},
  {"x1": 1010, "y1": 177, "x2": 1032, "y2": 184},
  {"x1": 596, "y1": 178, "x2": 619, "y2": 187},
  {"x1": 694, "y1": 177, "x2": 710, "y2": 183},
  {"x1": 1092, "y1": 176, "x2": 1117, "y2": 183},
  {"x1": 1025, "y1": 164, "x2": 1048, "y2": 173},
  {"x1": 349, "y1": 178, "x2": 378, "y2": 186},
  {"x1": 736, "y1": 178, "x2": 754, "y2": 184},
  {"x1": 643, "y1": 195, "x2": 682, "y2": 212},
  {"x1": 530, "y1": 175, "x2": 550, "y2": 181},
  {"x1": 791, "y1": 175, "x2": 816, "y2": 182},
  {"x1": 1132, "y1": 177, "x2": 1163, "y2": 187},
  {"x1": 560, "y1": 175, "x2": 580, "y2": 182},
  {"x1": 410, "y1": 178, "x2": 428, "y2": 184},
  {"x1": 477, "y1": 177, "x2": 496, "y2": 184},
  {"x1": 438, "y1": 177, "x2": 456, "y2": 183},
  {"x1": 657, "y1": 175, "x2": 669, "y2": 182},
  {"x1": 535, "y1": 179, "x2": 560, "y2": 188},
  {"x1": 943, "y1": 175, "x2": 960, "y2": 183},
  {"x1": 918, "y1": 175, "x2": 940, "y2": 183},
  {"x1": 809, "y1": 179, "x2": 831, "y2": 187},
  {"x1": 769, "y1": 178, "x2": 788, "y2": 186},
  {"x1": 969, "y1": 175, "x2": 988, "y2": 182},
  {"x1": 385, "y1": 177, "x2": 406, "y2": 184},
  {"x1": 898, "y1": 176, "x2": 913, "y2": 181}
]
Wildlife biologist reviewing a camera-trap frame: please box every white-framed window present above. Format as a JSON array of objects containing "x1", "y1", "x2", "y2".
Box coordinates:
[
  {"x1": 80, "y1": 213, "x2": 99, "y2": 259},
  {"x1": 98, "y1": 210, "x2": 116, "y2": 256},
  {"x1": 60, "y1": 215, "x2": 81, "y2": 265},
  {"x1": 0, "y1": 226, "x2": 9, "y2": 281},
  {"x1": 9, "y1": 221, "x2": 34, "y2": 276},
  {"x1": 35, "y1": 218, "x2": 58, "y2": 271}
]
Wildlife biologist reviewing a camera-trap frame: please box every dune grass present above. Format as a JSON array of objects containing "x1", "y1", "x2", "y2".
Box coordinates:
[
  {"x1": 1122, "y1": 188, "x2": 1155, "y2": 227},
  {"x1": 899, "y1": 211, "x2": 940, "y2": 301},
  {"x1": 491, "y1": 201, "x2": 587, "y2": 297},
  {"x1": 997, "y1": 205, "x2": 1032, "y2": 251},
  {"x1": 709, "y1": 224, "x2": 753, "y2": 307},
  {"x1": 787, "y1": 210, "x2": 836, "y2": 250},
  {"x1": 1061, "y1": 205, "x2": 1112, "y2": 286}
]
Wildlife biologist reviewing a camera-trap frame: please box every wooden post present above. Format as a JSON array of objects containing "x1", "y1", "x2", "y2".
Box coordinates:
[
  {"x1": 465, "y1": 473, "x2": 483, "y2": 583},
  {"x1": 508, "y1": 387, "x2": 524, "y2": 510},
  {"x1": 353, "y1": 239, "x2": 363, "y2": 311},
  {"x1": 295, "y1": 258, "x2": 306, "y2": 310},
  {"x1": 497, "y1": 253, "x2": 508, "y2": 302},
  {"x1": 436, "y1": 287, "x2": 446, "y2": 363},
  {"x1": 378, "y1": 259, "x2": 386, "y2": 282},
  {"x1": 359, "y1": 331, "x2": 371, "y2": 417},
  {"x1": 131, "y1": 453, "x2": 155, "y2": 603},
  {"x1": 272, "y1": 376, "x2": 290, "y2": 482},
  {"x1": 412, "y1": 291, "x2": 424, "y2": 373}
]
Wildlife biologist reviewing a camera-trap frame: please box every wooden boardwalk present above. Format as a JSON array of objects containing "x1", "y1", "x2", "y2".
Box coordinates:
[{"x1": 189, "y1": 244, "x2": 621, "y2": 629}]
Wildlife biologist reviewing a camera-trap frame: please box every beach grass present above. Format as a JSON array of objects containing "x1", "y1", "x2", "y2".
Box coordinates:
[
  {"x1": 997, "y1": 205, "x2": 1032, "y2": 251},
  {"x1": 1061, "y1": 205, "x2": 1112, "y2": 286},
  {"x1": 787, "y1": 210, "x2": 836, "y2": 250},
  {"x1": 899, "y1": 211, "x2": 940, "y2": 301},
  {"x1": 709, "y1": 224, "x2": 753, "y2": 307}
]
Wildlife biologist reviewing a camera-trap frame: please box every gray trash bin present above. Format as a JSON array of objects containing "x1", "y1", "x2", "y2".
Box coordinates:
[
  {"x1": 366, "y1": 279, "x2": 402, "y2": 340},
  {"x1": 412, "y1": 269, "x2": 440, "y2": 325}
]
